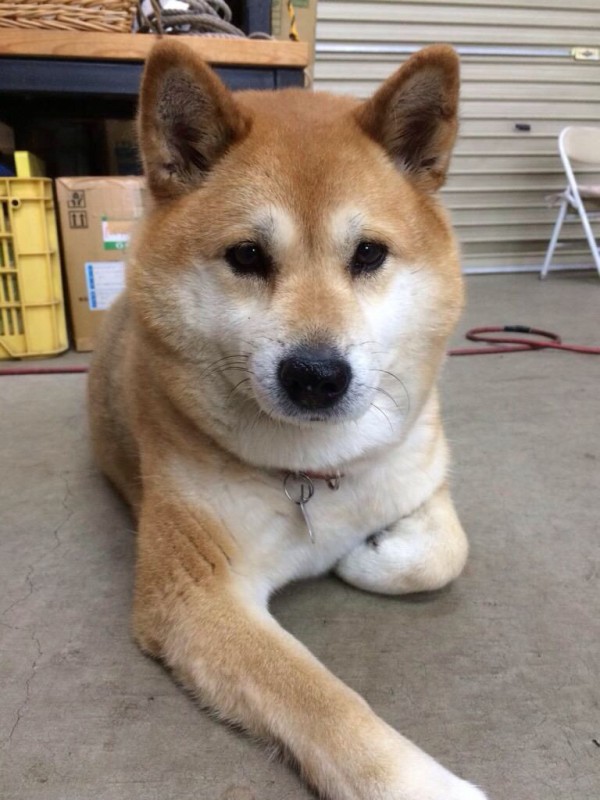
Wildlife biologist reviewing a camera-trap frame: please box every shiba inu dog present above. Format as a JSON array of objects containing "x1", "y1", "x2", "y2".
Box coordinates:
[{"x1": 89, "y1": 40, "x2": 488, "y2": 800}]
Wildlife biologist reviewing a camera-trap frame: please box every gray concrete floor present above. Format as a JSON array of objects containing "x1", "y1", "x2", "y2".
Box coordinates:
[{"x1": 1, "y1": 273, "x2": 599, "y2": 800}]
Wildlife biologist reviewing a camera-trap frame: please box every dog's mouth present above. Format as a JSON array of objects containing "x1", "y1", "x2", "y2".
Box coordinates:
[
  {"x1": 251, "y1": 381, "x2": 360, "y2": 426},
  {"x1": 259, "y1": 397, "x2": 365, "y2": 427},
  {"x1": 220, "y1": 341, "x2": 405, "y2": 429}
]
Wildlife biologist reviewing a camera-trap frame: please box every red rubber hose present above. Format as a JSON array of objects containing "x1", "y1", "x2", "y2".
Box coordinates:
[
  {"x1": 0, "y1": 365, "x2": 89, "y2": 376},
  {"x1": 448, "y1": 325, "x2": 600, "y2": 355}
]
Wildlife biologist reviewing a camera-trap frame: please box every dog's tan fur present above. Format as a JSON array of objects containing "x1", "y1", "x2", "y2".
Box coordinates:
[{"x1": 88, "y1": 41, "x2": 488, "y2": 799}]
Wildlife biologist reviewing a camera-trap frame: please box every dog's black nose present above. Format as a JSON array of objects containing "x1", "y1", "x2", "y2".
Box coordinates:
[{"x1": 278, "y1": 346, "x2": 351, "y2": 410}]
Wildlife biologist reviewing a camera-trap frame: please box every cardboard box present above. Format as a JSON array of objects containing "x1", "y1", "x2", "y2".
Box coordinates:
[
  {"x1": 271, "y1": 0, "x2": 317, "y2": 81},
  {"x1": 271, "y1": 0, "x2": 316, "y2": 45},
  {"x1": 0, "y1": 121, "x2": 15, "y2": 155},
  {"x1": 0, "y1": 121, "x2": 15, "y2": 177},
  {"x1": 55, "y1": 177, "x2": 145, "y2": 351},
  {"x1": 104, "y1": 119, "x2": 141, "y2": 176}
]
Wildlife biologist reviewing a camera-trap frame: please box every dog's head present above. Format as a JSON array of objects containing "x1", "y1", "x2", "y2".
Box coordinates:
[{"x1": 130, "y1": 42, "x2": 463, "y2": 464}]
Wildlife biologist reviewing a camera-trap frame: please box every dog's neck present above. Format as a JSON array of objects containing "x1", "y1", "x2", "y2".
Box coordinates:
[{"x1": 218, "y1": 386, "x2": 439, "y2": 478}]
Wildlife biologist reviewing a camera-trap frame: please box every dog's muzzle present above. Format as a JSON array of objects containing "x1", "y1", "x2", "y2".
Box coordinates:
[{"x1": 278, "y1": 345, "x2": 352, "y2": 411}]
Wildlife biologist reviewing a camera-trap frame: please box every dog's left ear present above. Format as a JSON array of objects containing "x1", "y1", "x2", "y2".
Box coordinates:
[
  {"x1": 356, "y1": 45, "x2": 459, "y2": 192},
  {"x1": 138, "y1": 40, "x2": 250, "y2": 201}
]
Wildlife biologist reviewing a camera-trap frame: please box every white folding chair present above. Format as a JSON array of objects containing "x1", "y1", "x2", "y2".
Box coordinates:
[{"x1": 541, "y1": 126, "x2": 600, "y2": 279}]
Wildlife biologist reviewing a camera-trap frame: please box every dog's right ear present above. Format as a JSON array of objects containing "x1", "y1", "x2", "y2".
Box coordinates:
[{"x1": 138, "y1": 41, "x2": 250, "y2": 201}]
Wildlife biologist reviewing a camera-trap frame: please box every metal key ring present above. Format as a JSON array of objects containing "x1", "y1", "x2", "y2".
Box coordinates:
[{"x1": 283, "y1": 472, "x2": 315, "y2": 505}]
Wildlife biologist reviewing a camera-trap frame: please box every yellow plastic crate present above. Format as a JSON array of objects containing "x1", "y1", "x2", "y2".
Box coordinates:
[{"x1": 0, "y1": 178, "x2": 68, "y2": 359}]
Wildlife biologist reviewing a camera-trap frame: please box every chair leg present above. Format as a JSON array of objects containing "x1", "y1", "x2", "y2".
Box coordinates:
[
  {"x1": 541, "y1": 199, "x2": 568, "y2": 279},
  {"x1": 576, "y1": 201, "x2": 600, "y2": 277}
]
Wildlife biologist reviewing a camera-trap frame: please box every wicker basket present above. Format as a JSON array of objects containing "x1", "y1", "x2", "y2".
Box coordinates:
[{"x1": 0, "y1": 0, "x2": 136, "y2": 33}]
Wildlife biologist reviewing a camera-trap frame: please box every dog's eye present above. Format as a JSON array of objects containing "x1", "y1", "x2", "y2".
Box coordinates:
[
  {"x1": 225, "y1": 243, "x2": 272, "y2": 278},
  {"x1": 350, "y1": 241, "x2": 388, "y2": 276}
]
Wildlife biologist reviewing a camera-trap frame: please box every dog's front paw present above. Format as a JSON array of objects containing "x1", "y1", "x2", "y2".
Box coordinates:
[
  {"x1": 441, "y1": 778, "x2": 488, "y2": 800},
  {"x1": 335, "y1": 485, "x2": 469, "y2": 595},
  {"x1": 377, "y1": 736, "x2": 489, "y2": 800},
  {"x1": 390, "y1": 768, "x2": 488, "y2": 800}
]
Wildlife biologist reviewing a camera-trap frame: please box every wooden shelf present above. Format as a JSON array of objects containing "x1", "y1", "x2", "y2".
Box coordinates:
[{"x1": 0, "y1": 30, "x2": 309, "y2": 68}]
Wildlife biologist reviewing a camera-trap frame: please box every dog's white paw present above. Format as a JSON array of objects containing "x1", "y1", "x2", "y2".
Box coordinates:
[
  {"x1": 441, "y1": 778, "x2": 488, "y2": 800},
  {"x1": 335, "y1": 485, "x2": 469, "y2": 595},
  {"x1": 389, "y1": 771, "x2": 488, "y2": 800},
  {"x1": 375, "y1": 737, "x2": 489, "y2": 800}
]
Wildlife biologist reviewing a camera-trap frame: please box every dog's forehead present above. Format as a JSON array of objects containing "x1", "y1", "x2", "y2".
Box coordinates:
[
  {"x1": 233, "y1": 88, "x2": 389, "y2": 190},
  {"x1": 216, "y1": 89, "x2": 415, "y2": 240},
  {"x1": 236, "y1": 87, "x2": 361, "y2": 129}
]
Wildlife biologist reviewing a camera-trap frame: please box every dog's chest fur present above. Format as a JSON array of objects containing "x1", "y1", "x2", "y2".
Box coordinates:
[{"x1": 167, "y1": 403, "x2": 447, "y2": 600}]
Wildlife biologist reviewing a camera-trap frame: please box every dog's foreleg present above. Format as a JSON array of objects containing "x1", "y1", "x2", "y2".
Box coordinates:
[
  {"x1": 335, "y1": 484, "x2": 469, "y2": 595},
  {"x1": 132, "y1": 489, "x2": 485, "y2": 800}
]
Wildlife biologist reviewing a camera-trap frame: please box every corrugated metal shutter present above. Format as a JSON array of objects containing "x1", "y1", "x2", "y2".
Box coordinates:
[{"x1": 314, "y1": 0, "x2": 600, "y2": 272}]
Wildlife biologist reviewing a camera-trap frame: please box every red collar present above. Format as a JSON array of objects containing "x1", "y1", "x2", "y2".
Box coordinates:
[{"x1": 293, "y1": 469, "x2": 343, "y2": 491}]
